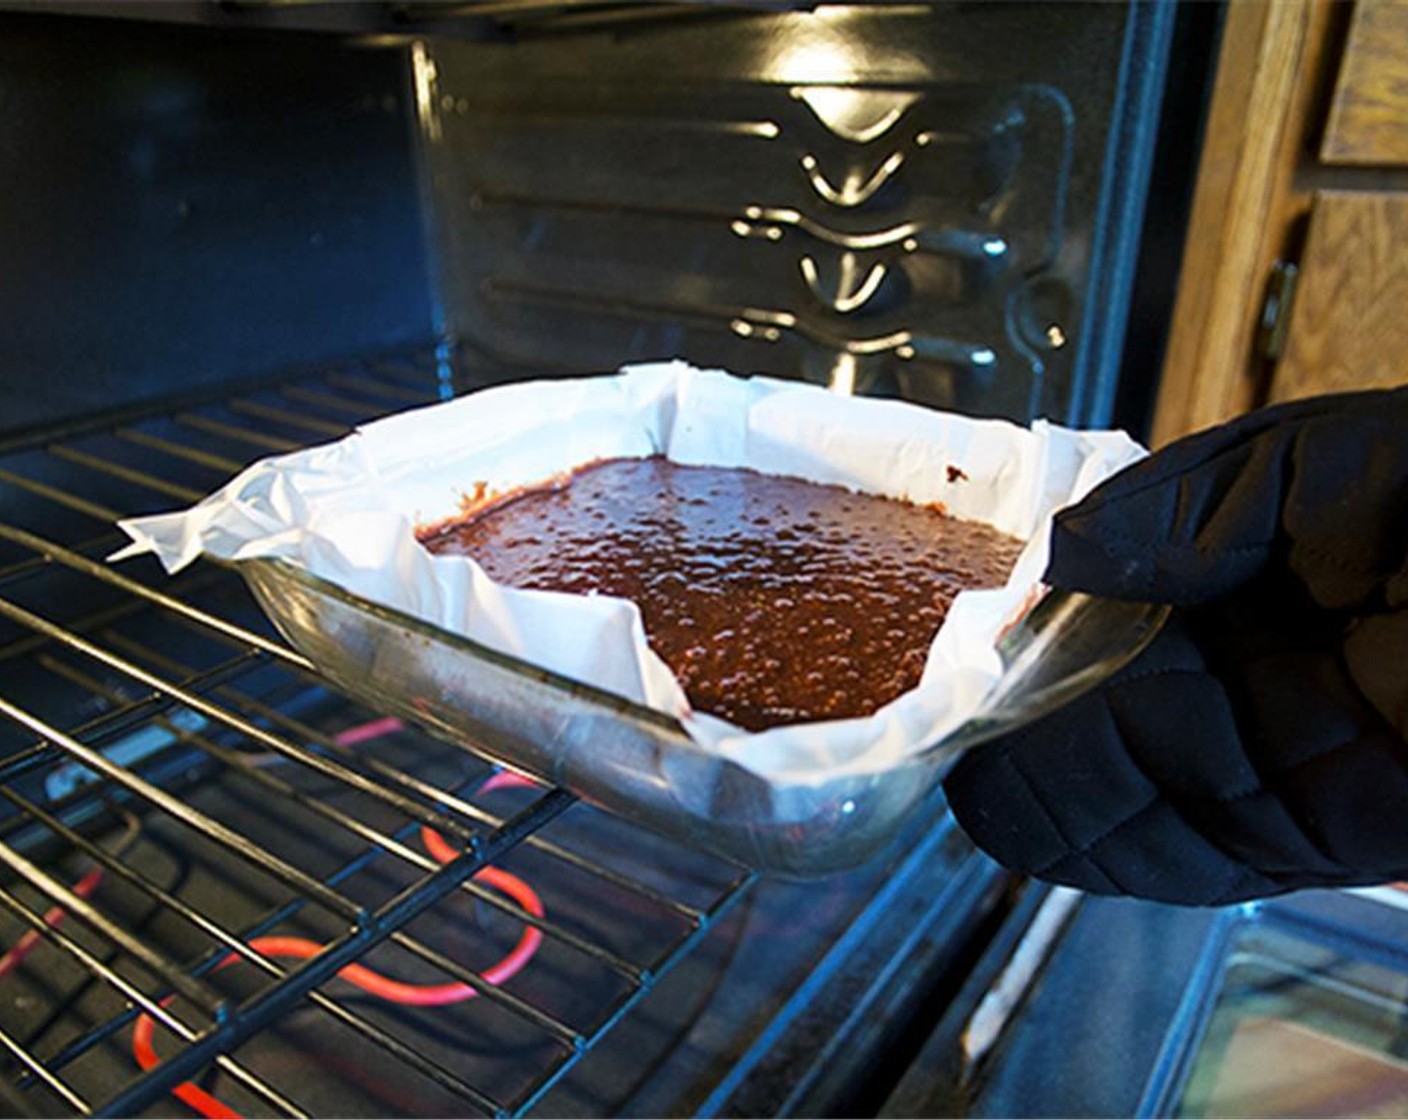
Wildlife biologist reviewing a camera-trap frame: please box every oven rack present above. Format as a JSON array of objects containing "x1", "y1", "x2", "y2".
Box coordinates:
[{"x1": 0, "y1": 349, "x2": 756, "y2": 1118}]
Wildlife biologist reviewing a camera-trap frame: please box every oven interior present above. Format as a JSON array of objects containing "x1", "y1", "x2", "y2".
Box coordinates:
[{"x1": 0, "y1": 3, "x2": 1213, "y2": 1116}]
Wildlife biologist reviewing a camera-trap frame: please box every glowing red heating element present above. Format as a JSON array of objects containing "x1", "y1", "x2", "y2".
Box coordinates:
[
  {"x1": 0, "y1": 866, "x2": 104, "y2": 982},
  {"x1": 130, "y1": 721, "x2": 546, "y2": 1120}
]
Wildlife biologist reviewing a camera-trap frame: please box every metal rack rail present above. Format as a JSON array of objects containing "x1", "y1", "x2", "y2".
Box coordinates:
[{"x1": 0, "y1": 350, "x2": 756, "y2": 1117}]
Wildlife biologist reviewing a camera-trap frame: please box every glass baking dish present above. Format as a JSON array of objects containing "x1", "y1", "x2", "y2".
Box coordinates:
[{"x1": 240, "y1": 557, "x2": 1167, "y2": 877}]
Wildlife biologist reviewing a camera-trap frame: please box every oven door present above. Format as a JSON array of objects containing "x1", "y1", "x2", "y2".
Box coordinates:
[{"x1": 884, "y1": 884, "x2": 1408, "y2": 1117}]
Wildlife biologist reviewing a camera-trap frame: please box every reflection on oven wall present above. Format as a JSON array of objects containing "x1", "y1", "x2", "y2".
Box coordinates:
[{"x1": 414, "y1": 2, "x2": 1171, "y2": 427}]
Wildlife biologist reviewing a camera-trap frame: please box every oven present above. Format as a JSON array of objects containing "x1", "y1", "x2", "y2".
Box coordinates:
[{"x1": 0, "y1": 3, "x2": 1229, "y2": 1116}]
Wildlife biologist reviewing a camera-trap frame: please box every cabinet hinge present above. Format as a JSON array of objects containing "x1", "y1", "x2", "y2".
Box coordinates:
[{"x1": 1255, "y1": 259, "x2": 1300, "y2": 363}]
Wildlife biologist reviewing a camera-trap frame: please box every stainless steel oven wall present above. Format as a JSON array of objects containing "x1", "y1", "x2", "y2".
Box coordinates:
[
  {"x1": 0, "y1": 12, "x2": 435, "y2": 440},
  {"x1": 414, "y1": 2, "x2": 1174, "y2": 425}
]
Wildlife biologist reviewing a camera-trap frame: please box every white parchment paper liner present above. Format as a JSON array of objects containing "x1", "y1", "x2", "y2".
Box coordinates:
[{"x1": 115, "y1": 361, "x2": 1144, "y2": 788}]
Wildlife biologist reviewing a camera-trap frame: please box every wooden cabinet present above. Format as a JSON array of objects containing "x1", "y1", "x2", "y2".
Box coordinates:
[
  {"x1": 1152, "y1": 0, "x2": 1408, "y2": 446},
  {"x1": 1269, "y1": 190, "x2": 1408, "y2": 402},
  {"x1": 1323, "y1": 0, "x2": 1408, "y2": 166}
]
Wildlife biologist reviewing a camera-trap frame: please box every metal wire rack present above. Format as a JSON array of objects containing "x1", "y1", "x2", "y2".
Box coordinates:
[{"x1": 0, "y1": 349, "x2": 757, "y2": 1117}]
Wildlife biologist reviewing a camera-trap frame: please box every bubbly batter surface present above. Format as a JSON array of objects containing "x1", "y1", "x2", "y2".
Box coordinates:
[{"x1": 421, "y1": 457, "x2": 1024, "y2": 730}]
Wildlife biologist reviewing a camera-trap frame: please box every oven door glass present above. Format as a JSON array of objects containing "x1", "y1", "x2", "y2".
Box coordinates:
[{"x1": 1176, "y1": 895, "x2": 1408, "y2": 1119}]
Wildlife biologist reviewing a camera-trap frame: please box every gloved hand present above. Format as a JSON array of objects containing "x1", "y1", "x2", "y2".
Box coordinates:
[{"x1": 944, "y1": 386, "x2": 1408, "y2": 905}]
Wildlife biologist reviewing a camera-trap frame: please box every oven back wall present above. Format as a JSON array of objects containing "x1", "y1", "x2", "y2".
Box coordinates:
[
  {"x1": 0, "y1": 13, "x2": 435, "y2": 440},
  {"x1": 415, "y1": 2, "x2": 1171, "y2": 427}
]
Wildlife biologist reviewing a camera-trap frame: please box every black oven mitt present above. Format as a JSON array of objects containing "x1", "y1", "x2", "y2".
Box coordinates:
[{"x1": 943, "y1": 386, "x2": 1408, "y2": 905}]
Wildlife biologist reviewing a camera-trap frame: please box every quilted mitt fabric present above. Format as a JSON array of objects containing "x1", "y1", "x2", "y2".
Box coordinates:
[{"x1": 944, "y1": 387, "x2": 1408, "y2": 906}]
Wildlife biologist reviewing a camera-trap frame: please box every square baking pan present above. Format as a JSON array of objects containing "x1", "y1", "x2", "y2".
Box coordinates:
[{"x1": 241, "y1": 557, "x2": 1166, "y2": 876}]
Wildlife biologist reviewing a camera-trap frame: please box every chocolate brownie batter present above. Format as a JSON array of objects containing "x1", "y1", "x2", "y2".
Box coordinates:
[{"x1": 421, "y1": 457, "x2": 1024, "y2": 730}]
